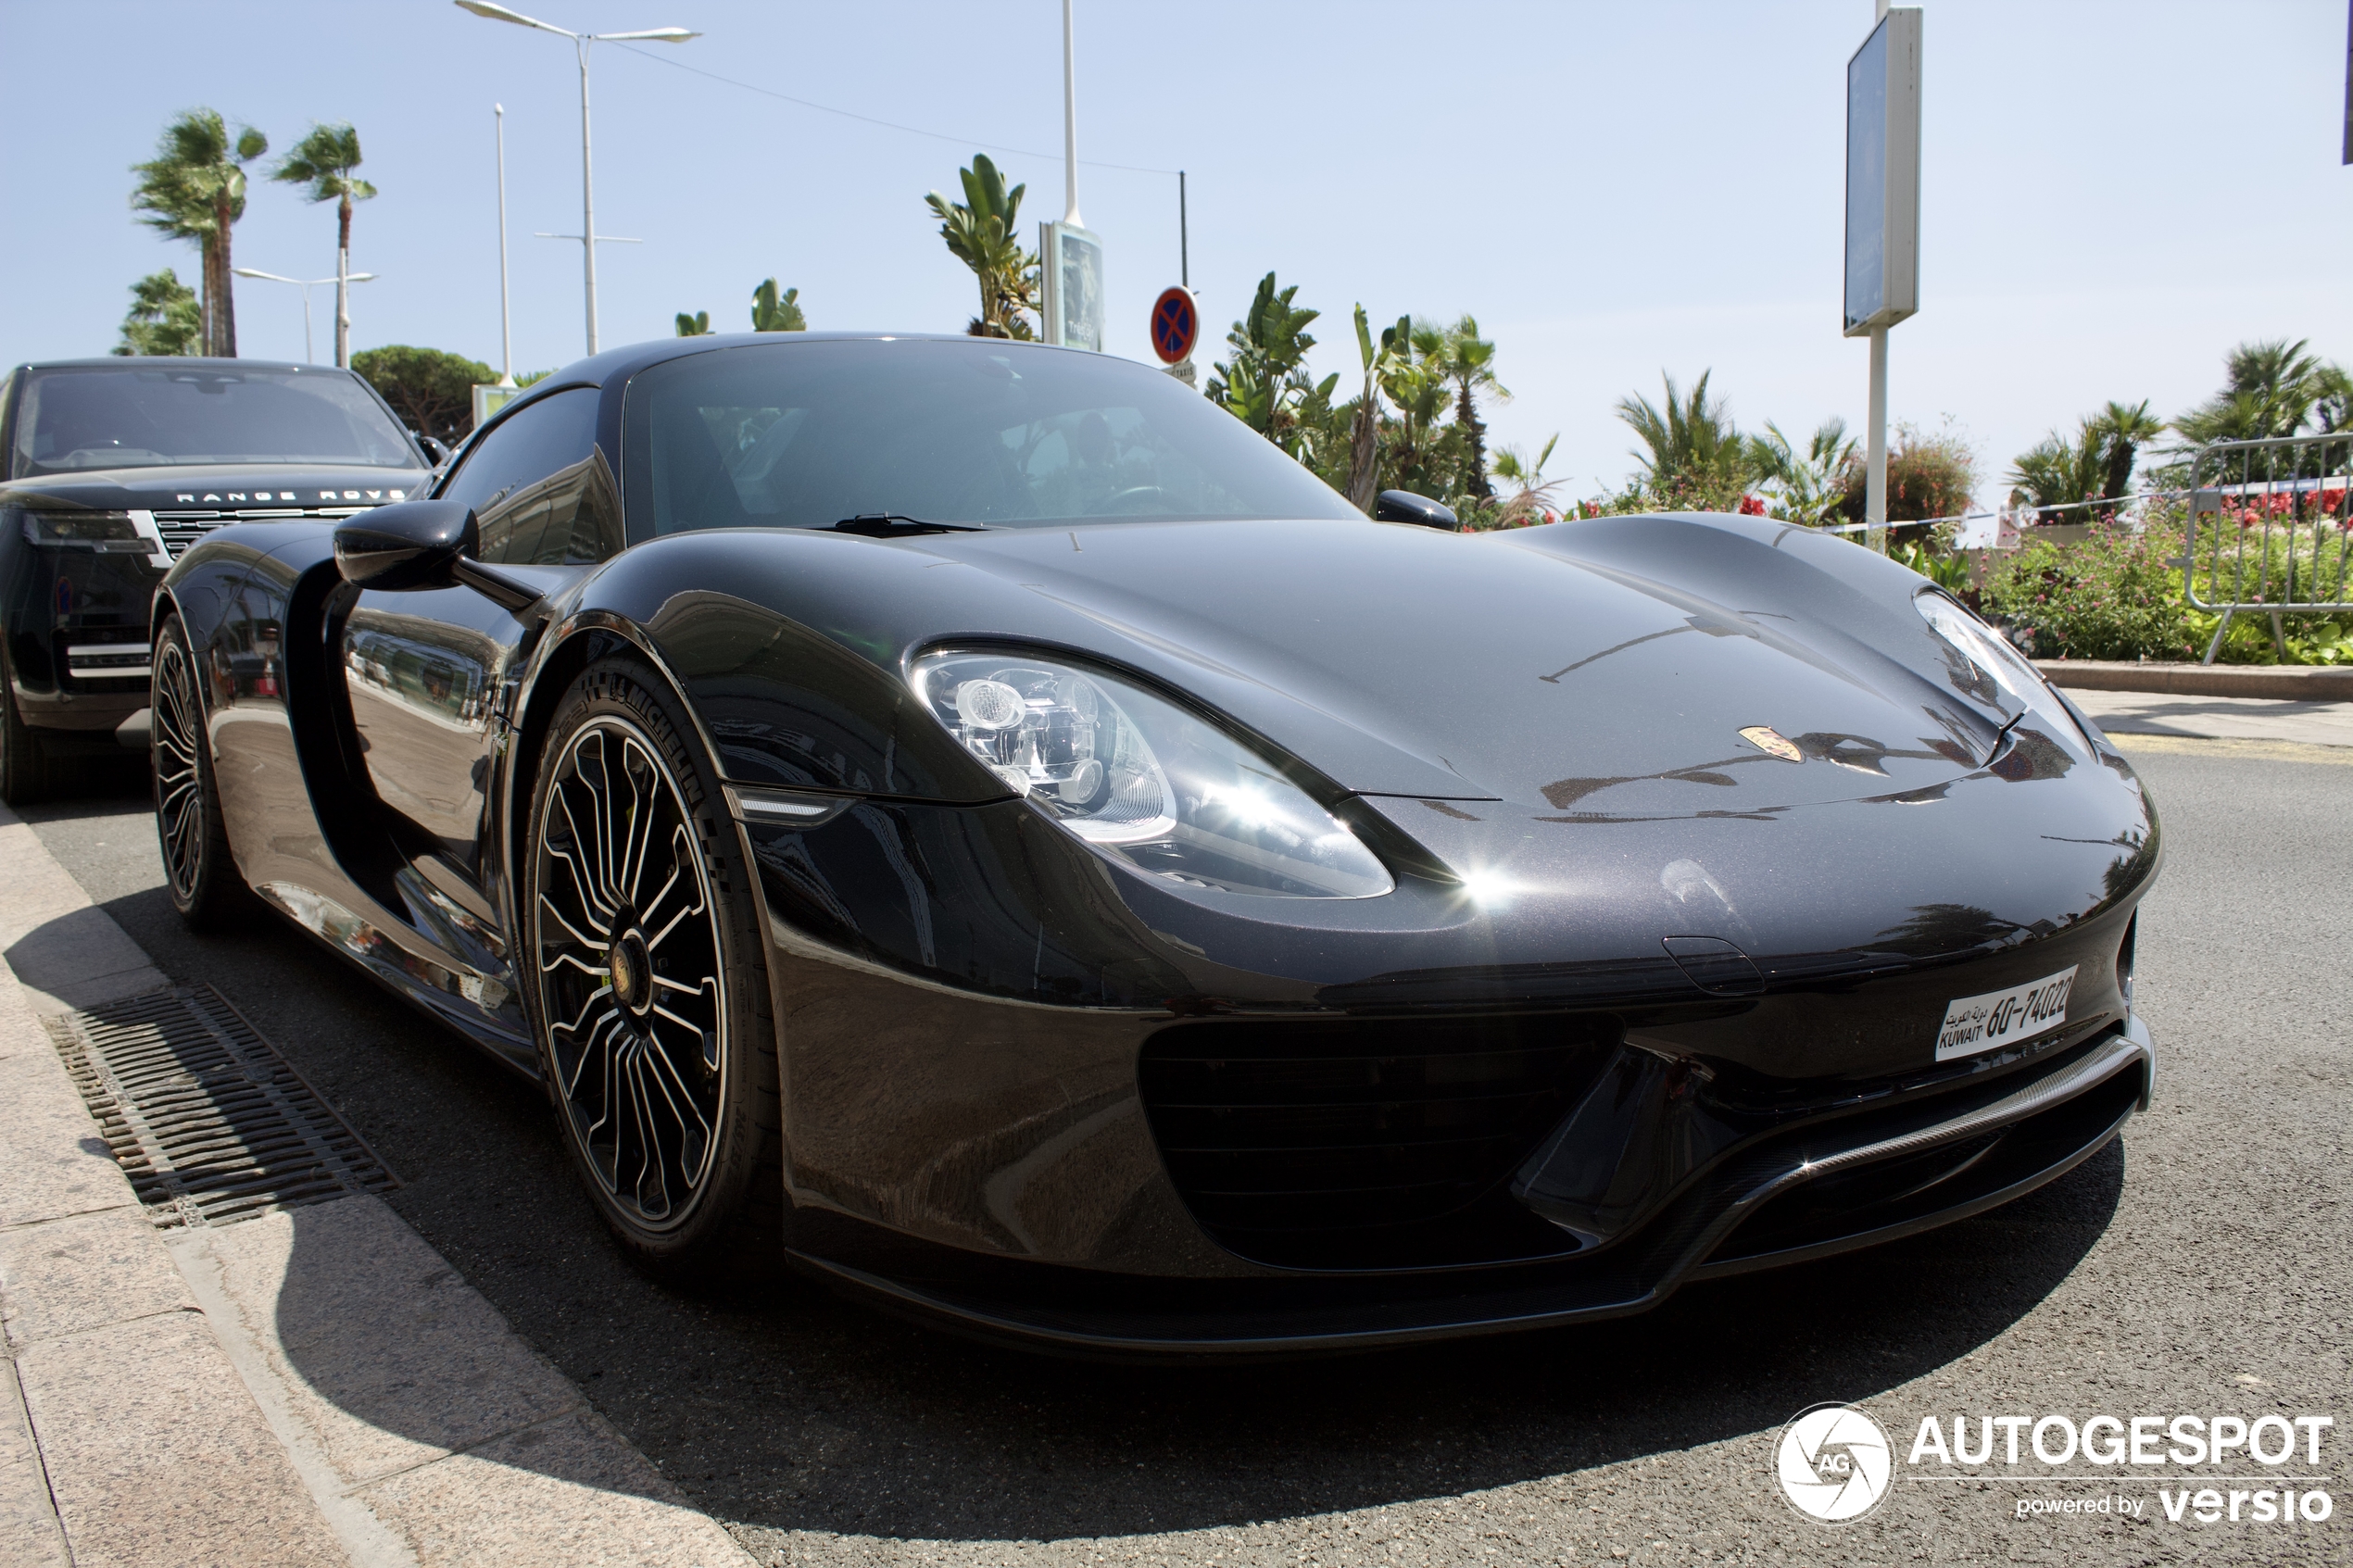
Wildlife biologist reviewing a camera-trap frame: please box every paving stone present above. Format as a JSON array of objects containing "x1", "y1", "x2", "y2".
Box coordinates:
[
  {"x1": 0, "y1": 1359, "x2": 69, "y2": 1568},
  {"x1": 16, "y1": 1311, "x2": 345, "y2": 1568},
  {"x1": 355, "y1": 1407, "x2": 750, "y2": 1568},
  {"x1": 0, "y1": 1050, "x2": 136, "y2": 1230},
  {"x1": 197, "y1": 1196, "x2": 584, "y2": 1488},
  {"x1": 0, "y1": 1208, "x2": 197, "y2": 1348}
]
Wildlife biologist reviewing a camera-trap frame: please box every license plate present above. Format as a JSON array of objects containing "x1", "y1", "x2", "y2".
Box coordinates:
[{"x1": 1933, "y1": 965, "x2": 2078, "y2": 1061}]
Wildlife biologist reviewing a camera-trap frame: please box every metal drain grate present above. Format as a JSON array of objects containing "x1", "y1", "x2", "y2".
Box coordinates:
[{"x1": 45, "y1": 985, "x2": 397, "y2": 1229}]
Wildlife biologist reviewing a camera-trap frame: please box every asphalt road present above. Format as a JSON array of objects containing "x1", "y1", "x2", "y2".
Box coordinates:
[{"x1": 19, "y1": 734, "x2": 2350, "y2": 1567}]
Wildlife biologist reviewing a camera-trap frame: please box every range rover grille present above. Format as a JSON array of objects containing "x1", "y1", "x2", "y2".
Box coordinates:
[
  {"x1": 1139, "y1": 1015, "x2": 1615, "y2": 1270},
  {"x1": 153, "y1": 503, "x2": 383, "y2": 560}
]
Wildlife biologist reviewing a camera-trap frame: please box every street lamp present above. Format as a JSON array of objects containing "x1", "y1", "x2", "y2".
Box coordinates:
[
  {"x1": 453, "y1": 0, "x2": 699, "y2": 357},
  {"x1": 233, "y1": 269, "x2": 378, "y2": 365}
]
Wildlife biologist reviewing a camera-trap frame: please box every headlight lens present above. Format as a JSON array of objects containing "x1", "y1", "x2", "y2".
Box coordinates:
[
  {"x1": 1915, "y1": 590, "x2": 2087, "y2": 746},
  {"x1": 911, "y1": 651, "x2": 1395, "y2": 898},
  {"x1": 23, "y1": 509, "x2": 141, "y2": 546}
]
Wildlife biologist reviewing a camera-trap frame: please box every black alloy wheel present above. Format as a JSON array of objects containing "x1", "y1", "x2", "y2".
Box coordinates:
[
  {"x1": 151, "y1": 616, "x2": 254, "y2": 924},
  {"x1": 526, "y1": 657, "x2": 782, "y2": 1276}
]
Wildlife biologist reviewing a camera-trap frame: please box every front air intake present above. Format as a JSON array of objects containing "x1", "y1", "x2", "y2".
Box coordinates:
[{"x1": 1139, "y1": 1015, "x2": 1617, "y2": 1271}]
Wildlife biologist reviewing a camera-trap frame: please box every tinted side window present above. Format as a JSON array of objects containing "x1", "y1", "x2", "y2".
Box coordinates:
[{"x1": 438, "y1": 386, "x2": 623, "y2": 565}]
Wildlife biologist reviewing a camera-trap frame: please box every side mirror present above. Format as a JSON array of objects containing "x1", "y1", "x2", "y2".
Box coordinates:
[
  {"x1": 418, "y1": 433, "x2": 453, "y2": 467},
  {"x1": 333, "y1": 500, "x2": 475, "y2": 592},
  {"x1": 1374, "y1": 490, "x2": 1459, "y2": 532}
]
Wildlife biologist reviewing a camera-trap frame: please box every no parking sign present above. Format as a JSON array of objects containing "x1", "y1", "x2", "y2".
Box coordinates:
[{"x1": 1149, "y1": 286, "x2": 1199, "y2": 366}]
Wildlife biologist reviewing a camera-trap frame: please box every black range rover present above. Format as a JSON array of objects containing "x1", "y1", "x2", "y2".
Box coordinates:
[{"x1": 0, "y1": 358, "x2": 434, "y2": 800}]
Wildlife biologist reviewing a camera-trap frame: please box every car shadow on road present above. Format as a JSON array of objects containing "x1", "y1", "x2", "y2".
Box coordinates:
[{"x1": 243, "y1": 1135, "x2": 2125, "y2": 1546}]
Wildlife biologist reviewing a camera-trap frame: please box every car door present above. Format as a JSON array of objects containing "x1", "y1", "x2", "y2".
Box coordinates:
[{"x1": 340, "y1": 385, "x2": 621, "y2": 944}]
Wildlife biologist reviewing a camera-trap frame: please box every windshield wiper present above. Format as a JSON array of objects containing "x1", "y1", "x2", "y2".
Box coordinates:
[{"x1": 831, "y1": 513, "x2": 988, "y2": 537}]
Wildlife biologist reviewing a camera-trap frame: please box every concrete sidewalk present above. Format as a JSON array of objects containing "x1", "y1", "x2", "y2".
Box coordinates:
[
  {"x1": 2067, "y1": 686, "x2": 2353, "y2": 747},
  {"x1": 0, "y1": 805, "x2": 754, "y2": 1568}
]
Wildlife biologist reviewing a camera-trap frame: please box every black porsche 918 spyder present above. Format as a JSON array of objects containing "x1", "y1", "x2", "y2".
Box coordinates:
[
  {"x1": 149, "y1": 332, "x2": 2156, "y2": 1355},
  {"x1": 0, "y1": 358, "x2": 435, "y2": 802}
]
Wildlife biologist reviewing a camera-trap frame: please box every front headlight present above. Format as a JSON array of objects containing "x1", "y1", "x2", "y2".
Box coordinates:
[
  {"x1": 911, "y1": 650, "x2": 1395, "y2": 898},
  {"x1": 1915, "y1": 589, "x2": 2088, "y2": 746},
  {"x1": 23, "y1": 510, "x2": 143, "y2": 547}
]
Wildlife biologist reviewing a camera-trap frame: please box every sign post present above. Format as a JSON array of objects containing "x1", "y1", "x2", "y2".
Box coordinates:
[
  {"x1": 1149, "y1": 285, "x2": 1199, "y2": 386},
  {"x1": 1843, "y1": 4, "x2": 1921, "y2": 553}
]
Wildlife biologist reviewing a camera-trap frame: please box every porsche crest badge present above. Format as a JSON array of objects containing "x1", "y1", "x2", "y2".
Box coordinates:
[{"x1": 1739, "y1": 725, "x2": 1804, "y2": 762}]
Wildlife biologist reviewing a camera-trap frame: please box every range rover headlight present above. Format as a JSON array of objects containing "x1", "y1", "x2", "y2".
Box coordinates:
[
  {"x1": 912, "y1": 651, "x2": 1395, "y2": 898},
  {"x1": 1915, "y1": 589, "x2": 2089, "y2": 746},
  {"x1": 23, "y1": 510, "x2": 142, "y2": 547}
]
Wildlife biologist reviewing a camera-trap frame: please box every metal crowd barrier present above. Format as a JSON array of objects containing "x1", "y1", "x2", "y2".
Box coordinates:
[{"x1": 2184, "y1": 434, "x2": 2353, "y2": 663}]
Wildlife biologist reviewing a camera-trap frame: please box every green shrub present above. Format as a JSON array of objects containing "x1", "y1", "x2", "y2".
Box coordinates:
[{"x1": 1982, "y1": 521, "x2": 2200, "y2": 661}]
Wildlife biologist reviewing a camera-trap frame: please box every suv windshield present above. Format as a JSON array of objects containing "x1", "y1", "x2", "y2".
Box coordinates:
[
  {"x1": 623, "y1": 337, "x2": 1360, "y2": 533},
  {"x1": 11, "y1": 364, "x2": 422, "y2": 476}
]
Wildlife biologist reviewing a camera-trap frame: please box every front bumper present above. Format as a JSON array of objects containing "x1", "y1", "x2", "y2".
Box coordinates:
[{"x1": 785, "y1": 1017, "x2": 2149, "y2": 1357}]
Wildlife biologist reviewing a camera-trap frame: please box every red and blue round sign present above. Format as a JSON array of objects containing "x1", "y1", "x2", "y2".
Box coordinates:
[{"x1": 1149, "y1": 286, "x2": 1198, "y2": 365}]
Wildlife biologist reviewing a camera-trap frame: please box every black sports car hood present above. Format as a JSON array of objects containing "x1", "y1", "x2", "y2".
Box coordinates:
[
  {"x1": 616, "y1": 512, "x2": 2043, "y2": 815},
  {"x1": 0, "y1": 463, "x2": 427, "y2": 512},
  {"x1": 906, "y1": 514, "x2": 2020, "y2": 815}
]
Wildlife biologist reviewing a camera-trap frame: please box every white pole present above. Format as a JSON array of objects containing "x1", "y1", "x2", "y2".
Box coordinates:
[
  {"x1": 334, "y1": 228, "x2": 350, "y2": 368},
  {"x1": 302, "y1": 284, "x2": 314, "y2": 365},
  {"x1": 496, "y1": 103, "x2": 514, "y2": 385},
  {"x1": 578, "y1": 36, "x2": 599, "y2": 356},
  {"x1": 1061, "y1": 0, "x2": 1082, "y2": 227},
  {"x1": 1866, "y1": 325, "x2": 1888, "y2": 552},
  {"x1": 1866, "y1": 0, "x2": 1891, "y2": 554}
]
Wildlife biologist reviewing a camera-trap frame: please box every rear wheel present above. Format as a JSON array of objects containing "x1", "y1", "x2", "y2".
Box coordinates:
[
  {"x1": 524, "y1": 657, "x2": 782, "y2": 1279},
  {"x1": 152, "y1": 616, "x2": 256, "y2": 925},
  {"x1": 0, "y1": 646, "x2": 54, "y2": 806}
]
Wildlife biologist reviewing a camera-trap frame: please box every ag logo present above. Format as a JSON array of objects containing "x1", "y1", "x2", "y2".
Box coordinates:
[{"x1": 1775, "y1": 1402, "x2": 1893, "y2": 1523}]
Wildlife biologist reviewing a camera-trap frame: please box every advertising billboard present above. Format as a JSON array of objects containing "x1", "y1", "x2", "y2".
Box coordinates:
[
  {"x1": 1040, "y1": 220, "x2": 1104, "y2": 352},
  {"x1": 1843, "y1": 7, "x2": 1921, "y2": 336}
]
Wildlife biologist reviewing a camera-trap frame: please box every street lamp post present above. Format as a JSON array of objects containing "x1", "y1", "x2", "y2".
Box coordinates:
[
  {"x1": 453, "y1": 1, "x2": 698, "y2": 357},
  {"x1": 233, "y1": 269, "x2": 378, "y2": 365},
  {"x1": 495, "y1": 104, "x2": 514, "y2": 387}
]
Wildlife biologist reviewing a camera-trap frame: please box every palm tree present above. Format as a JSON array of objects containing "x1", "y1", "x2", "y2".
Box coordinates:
[
  {"x1": 1428, "y1": 316, "x2": 1508, "y2": 500},
  {"x1": 1748, "y1": 418, "x2": 1856, "y2": 525},
  {"x1": 1616, "y1": 370, "x2": 1747, "y2": 494},
  {"x1": 2089, "y1": 399, "x2": 2162, "y2": 500},
  {"x1": 2173, "y1": 339, "x2": 2332, "y2": 446},
  {"x1": 114, "y1": 270, "x2": 203, "y2": 357},
  {"x1": 924, "y1": 156, "x2": 1036, "y2": 339},
  {"x1": 2011, "y1": 400, "x2": 2168, "y2": 511},
  {"x1": 132, "y1": 110, "x2": 268, "y2": 358},
  {"x1": 1491, "y1": 434, "x2": 1565, "y2": 526},
  {"x1": 271, "y1": 123, "x2": 377, "y2": 368}
]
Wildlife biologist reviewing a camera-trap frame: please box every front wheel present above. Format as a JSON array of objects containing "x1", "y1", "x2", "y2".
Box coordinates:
[
  {"x1": 152, "y1": 615, "x2": 256, "y2": 925},
  {"x1": 524, "y1": 656, "x2": 782, "y2": 1278}
]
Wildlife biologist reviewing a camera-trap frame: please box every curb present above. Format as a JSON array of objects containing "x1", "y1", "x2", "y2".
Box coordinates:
[
  {"x1": 0, "y1": 804, "x2": 757, "y2": 1568},
  {"x1": 2035, "y1": 659, "x2": 2353, "y2": 701}
]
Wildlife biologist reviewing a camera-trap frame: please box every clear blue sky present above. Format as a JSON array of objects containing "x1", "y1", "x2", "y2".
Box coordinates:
[{"x1": 4, "y1": 1, "x2": 2347, "y2": 502}]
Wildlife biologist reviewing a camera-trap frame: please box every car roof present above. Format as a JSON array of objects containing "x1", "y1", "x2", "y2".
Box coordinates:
[{"x1": 11, "y1": 357, "x2": 348, "y2": 374}]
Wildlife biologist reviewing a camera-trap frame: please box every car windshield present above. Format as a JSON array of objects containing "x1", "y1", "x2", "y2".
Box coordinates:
[
  {"x1": 10, "y1": 365, "x2": 422, "y2": 476},
  {"x1": 623, "y1": 337, "x2": 1361, "y2": 533}
]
